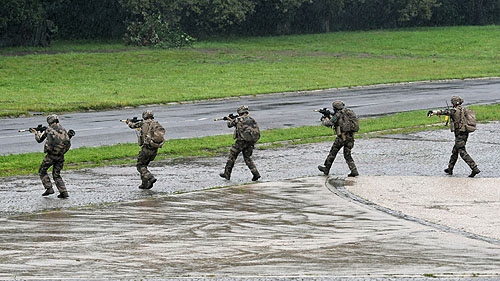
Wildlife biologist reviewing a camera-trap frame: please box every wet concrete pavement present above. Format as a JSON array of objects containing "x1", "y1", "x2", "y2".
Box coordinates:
[
  {"x1": 0, "y1": 123, "x2": 499, "y2": 278},
  {"x1": 1, "y1": 176, "x2": 500, "y2": 279},
  {"x1": 2, "y1": 78, "x2": 500, "y2": 155},
  {"x1": 1, "y1": 122, "x2": 499, "y2": 216},
  {"x1": 343, "y1": 176, "x2": 500, "y2": 241}
]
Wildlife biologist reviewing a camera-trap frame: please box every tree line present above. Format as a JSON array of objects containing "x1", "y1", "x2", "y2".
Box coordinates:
[{"x1": 1, "y1": 0, "x2": 499, "y2": 47}]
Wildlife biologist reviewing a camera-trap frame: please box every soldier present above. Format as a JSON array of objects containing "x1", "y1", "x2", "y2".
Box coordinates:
[
  {"x1": 428, "y1": 96, "x2": 480, "y2": 177},
  {"x1": 31, "y1": 114, "x2": 73, "y2": 198},
  {"x1": 126, "y1": 110, "x2": 165, "y2": 189},
  {"x1": 318, "y1": 100, "x2": 359, "y2": 177},
  {"x1": 219, "y1": 106, "x2": 261, "y2": 181}
]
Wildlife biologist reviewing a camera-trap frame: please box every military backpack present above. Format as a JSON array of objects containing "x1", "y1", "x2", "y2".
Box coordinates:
[
  {"x1": 460, "y1": 107, "x2": 476, "y2": 133},
  {"x1": 46, "y1": 125, "x2": 71, "y2": 155},
  {"x1": 237, "y1": 116, "x2": 260, "y2": 143},
  {"x1": 143, "y1": 120, "x2": 166, "y2": 148},
  {"x1": 340, "y1": 108, "x2": 359, "y2": 133}
]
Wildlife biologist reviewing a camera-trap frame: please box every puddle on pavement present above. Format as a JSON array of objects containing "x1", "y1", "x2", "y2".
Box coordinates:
[
  {"x1": 1, "y1": 177, "x2": 500, "y2": 278},
  {"x1": 0, "y1": 123, "x2": 499, "y2": 278},
  {"x1": 0, "y1": 122, "x2": 499, "y2": 216}
]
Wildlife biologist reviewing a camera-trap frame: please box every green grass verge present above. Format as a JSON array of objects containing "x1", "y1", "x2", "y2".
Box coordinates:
[
  {"x1": 1, "y1": 26, "x2": 499, "y2": 115},
  {"x1": 1, "y1": 104, "x2": 498, "y2": 177}
]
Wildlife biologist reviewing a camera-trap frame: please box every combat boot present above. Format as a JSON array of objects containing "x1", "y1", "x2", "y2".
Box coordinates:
[
  {"x1": 219, "y1": 172, "x2": 230, "y2": 180},
  {"x1": 145, "y1": 177, "x2": 157, "y2": 189},
  {"x1": 219, "y1": 165, "x2": 232, "y2": 180},
  {"x1": 251, "y1": 170, "x2": 261, "y2": 181},
  {"x1": 318, "y1": 165, "x2": 329, "y2": 176},
  {"x1": 468, "y1": 167, "x2": 481, "y2": 178},
  {"x1": 42, "y1": 187, "x2": 54, "y2": 196},
  {"x1": 57, "y1": 191, "x2": 69, "y2": 199},
  {"x1": 138, "y1": 179, "x2": 147, "y2": 189},
  {"x1": 444, "y1": 168, "x2": 453, "y2": 175},
  {"x1": 348, "y1": 169, "x2": 359, "y2": 177}
]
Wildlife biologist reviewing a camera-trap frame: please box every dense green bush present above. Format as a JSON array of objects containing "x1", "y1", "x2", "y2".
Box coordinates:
[
  {"x1": 0, "y1": 0, "x2": 47, "y2": 46},
  {"x1": 123, "y1": 12, "x2": 195, "y2": 48},
  {"x1": 42, "y1": 0, "x2": 126, "y2": 39},
  {"x1": 326, "y1": 0, "x2": 440, "y2": 31},
  {"x1": 241, "y1": 0, "x2": 310, "y2": 35},
  {"x1": 177, "y1": 0, "x2": 255, "y2": 37},
  {"x1": 431, "y1": 0, "x2": 500, "y2": 26},
  {"x1": 1, "y1": 0, "x2": 499, "y2": 47}
]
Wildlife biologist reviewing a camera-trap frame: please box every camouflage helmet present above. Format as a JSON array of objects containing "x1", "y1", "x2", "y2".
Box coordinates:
[
  {"x1": 237, "y1": 105, "x2": 249, "y2": 115},
  {"x1": 46, "y1": 114, "x2": 59, "y2": 124},
  {"x1": 451, "y1": 96, "x2": 464, "y2": 106},
  {"x1": 332, "y1": 100, "x2": 345, "y2": 110},
  {"x1": 142, "y1": 110, "x2": 154, "y2": 119}
]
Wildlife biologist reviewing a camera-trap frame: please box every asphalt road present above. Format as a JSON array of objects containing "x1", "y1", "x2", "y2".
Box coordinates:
[{"x1": 2, "y1": 78, "x2": 499, "y2": 155}]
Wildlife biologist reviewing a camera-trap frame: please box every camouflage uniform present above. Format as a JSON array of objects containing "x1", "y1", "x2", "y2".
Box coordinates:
[
  {"x1": 34, "y1": 115, "x2": 70, "y2": 198},
  {"x1": 128, "y1": 111, "x2": 159, "y2": 189},
  {"x1": 220, "y1": 106, "x2": 261, "y2": 181},
  {"x1": 319, "y1": 101, "x2": 358, "y2": 177},
  {"x1": 432, "y1": 96, "x2": 480, "y2": 177}
]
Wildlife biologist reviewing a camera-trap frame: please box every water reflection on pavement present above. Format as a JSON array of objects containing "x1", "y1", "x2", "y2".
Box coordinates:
[
  {"x1": 1, "y1": 177, "x2": 500, "y2": 279},
  {"x1": 1, "y1": 122, "x2": 498, "y2": 216},
  {"x1": 0, "y1": 123, "x2": 499, "y2": 278}
]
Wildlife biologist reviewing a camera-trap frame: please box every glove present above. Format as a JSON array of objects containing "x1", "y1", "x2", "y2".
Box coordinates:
[
  {"x1": 68, "y1": 129, "x2": 76, "y2": 138},
  {"x1": 427, "y1": 110, "x2": 433, "y2": 117}
]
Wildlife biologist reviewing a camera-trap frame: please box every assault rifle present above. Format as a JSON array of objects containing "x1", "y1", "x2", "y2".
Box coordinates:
[
  {"x1": 18, "y1": 124, "x2": 47, "y2": 133},
  {"x1": 214, "y1": 113, "x2": 238, "y2": 121},
  {"x1": 314, "y1": 108, "x2": 334, "y2": 121},
  {"x1": 120, "y1": 117, "x2": 143, "y2": 123}
]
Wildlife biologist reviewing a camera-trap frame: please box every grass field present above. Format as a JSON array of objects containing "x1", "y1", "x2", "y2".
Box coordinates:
[
  {"x1": 1, "y1": 104, "x2": 498, "y2": 177},
  {"x1": 1, "y1": 25, "x2": 499, "y2": 116}
]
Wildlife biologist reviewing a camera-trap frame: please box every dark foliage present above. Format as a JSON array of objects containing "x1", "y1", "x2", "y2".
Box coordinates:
[
  {"x1": 0, "y1": 0, "x2": 47, "y2": 46},
  {"x1": 1, "y1": 0, "x2": 499, "y2": 47},
  {"x1": 123, "y1": 12, "x2": 195, "y2": 48},
  {"x1": 42, "y1": 0, "x2": 126, "y2": 39}
]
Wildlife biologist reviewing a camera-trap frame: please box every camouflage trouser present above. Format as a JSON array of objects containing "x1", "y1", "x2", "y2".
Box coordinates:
[
  {"x1": 324, "y1": 133, "x2": 357, "y2": 173},
  {"x1": 137, "y1": 145, "x2": 158, "y2": 186},
  {"x1": 448, "y1": 132, "x2": 477, "y2": 170},
  {"x1": 223, "y1": 140, "x2": 259, "y2": 176},
  {"x1": 39, "y1": 153, "x2": 67, "y2": 193}
]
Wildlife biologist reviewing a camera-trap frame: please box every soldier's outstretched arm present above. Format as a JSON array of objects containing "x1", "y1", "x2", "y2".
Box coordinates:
[
  {"x1": 227, "y1": 118, "x2": 237, "y2": 128},
  {"x1": 322, "y1": 118, "x2": 334, "y2": 128},
  {"x1": 32, "y1": 130, "x2": 46, "y2": 143},
  {"x1": 126, "y1": 119, "x2": 143, "y2": 129},
  {"x1": 428, "y1": 109, "x2": 452, "y2": 117},
  {"x1": 322, "y1": 112, "x2": 339, "y2": 127}
]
